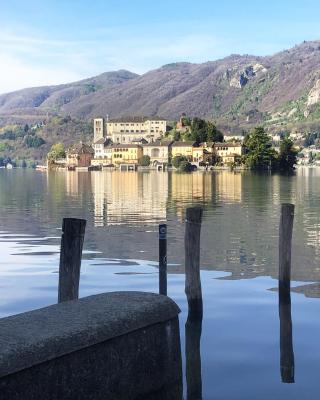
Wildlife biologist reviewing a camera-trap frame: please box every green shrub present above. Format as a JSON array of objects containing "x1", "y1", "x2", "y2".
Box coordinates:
[
  {"x1": 172, "y1": 155, "x2": 188, "y2": 168},
  {"x1": 179, "y1": 160, "x2": 192, "y2": 172},
  {"x1": 138, "y1": 155, "x2": 151, "y2": 166}
]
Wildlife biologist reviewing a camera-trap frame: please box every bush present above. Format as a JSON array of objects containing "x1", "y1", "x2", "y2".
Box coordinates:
[
  {"x1": 47, "y1": 143, "x2": 66, "y2": 160},
  {"x1": 179, "y1": 160, "x2": 192, "y2": 172},
  {"x1": 138, "y1": 155, "x2": 150, "y2": 166},
  {"x1": 172, "y1": 155, "x2": 188, "y2": 168}
]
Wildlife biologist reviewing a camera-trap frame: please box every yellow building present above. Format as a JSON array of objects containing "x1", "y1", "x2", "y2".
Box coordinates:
[
  {"x1": 111, "y1": 144, "x2": 143, "y2": 166},
  {"x1": 213, "y1": 142, "x2": 243, "y2": 165},
  {"x1": 192, "y1": 146, "x2": 212, "y2": 164},
  {"x1": 171, "y1": 141, "x2": 197, "y2": 161},
  {"x1": 93, "y1": 116, "x2": 167, "y2": 145}
]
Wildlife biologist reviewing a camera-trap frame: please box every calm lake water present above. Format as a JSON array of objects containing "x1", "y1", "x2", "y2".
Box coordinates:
[{"x1": 1, "y1": 168, "x2": 320, "y2": 399}]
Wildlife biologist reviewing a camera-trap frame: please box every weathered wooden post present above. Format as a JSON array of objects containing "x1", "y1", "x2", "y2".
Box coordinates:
[
  {"x1": 159, "y1": 224, "x2": 167, "y2": 295},
  {"x1": 185, "y1": 314, "x2": 203, "y2": 400},
  {"x1": 279, "y1": 283, "x2": 295, "y2": 383},
  {"x1": 279, "y1": 203, "x2": 295, "y2": 286},
  {"x1": 185, "y1": 207, "x2": 203, "y2": 318},
  {"x1": 58, "y1": 218, "x2": 86, "y2": 303},
  {"x1": 278, "y1": 203, "x2": 295, "y2": 383}
]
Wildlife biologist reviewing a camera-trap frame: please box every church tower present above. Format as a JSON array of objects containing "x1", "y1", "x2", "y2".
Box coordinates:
[{"x1": 93, "y1": 118, "x2": 104, "y2": 143}]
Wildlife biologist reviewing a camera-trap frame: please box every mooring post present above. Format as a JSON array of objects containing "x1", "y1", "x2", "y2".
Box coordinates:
[
  {"x1": 185, "y1": 207, "x2": 203, "y2": 318},
  {"x1": 279, "y1": 203, "x2": 295, "y2": 287},
  {"x1": 159, "y1": 224, "x2": 167, "y2": 295},
  {"x1": 278, "y1": 203, "x2": 295, "y2": 383},
  {"x1": 185, "y1": 313, "x2": 203, "y2": 399},
  {"x1": 279, "y1": 282, "x2": 295, "y2": 383},
  {"x1": 58, "y1": 218, "x2": 86, "y2": 303}
]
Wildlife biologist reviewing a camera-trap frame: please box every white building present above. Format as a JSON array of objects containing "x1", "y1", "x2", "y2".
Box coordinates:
[{"x1": 93, "y1": 116, "x2": 167, "y2": 145}]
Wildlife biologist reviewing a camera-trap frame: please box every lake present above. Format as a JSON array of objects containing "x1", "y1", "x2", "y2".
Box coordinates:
[{"x1": 1, "y1": 168, "x2": 320, "y2": 399}]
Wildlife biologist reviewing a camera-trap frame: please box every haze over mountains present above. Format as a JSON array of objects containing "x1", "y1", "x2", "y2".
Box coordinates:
[{"x1": 1, "y1": 40, "x2": 320, "y2": 130}]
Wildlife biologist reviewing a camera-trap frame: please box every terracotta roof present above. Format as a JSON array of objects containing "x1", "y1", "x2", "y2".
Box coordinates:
[
  {"x1": 111, "y1": 144, "x2": 143, "y2": 149},
  {"x1": 172, "y1": 141, "x2": 198, "y2": 147},
  {"x1": 68, "y1": 142, "x2": 94, "y2": 155},
  {"x1": 108, "y1": 116, "x2": 166, "y2": 123},
  {"x1": 143, "y1": 140, "x2": 174, "y2": 147},
  {"x1": 214, "y1": 142, "x2": 242, "y2": 147}
]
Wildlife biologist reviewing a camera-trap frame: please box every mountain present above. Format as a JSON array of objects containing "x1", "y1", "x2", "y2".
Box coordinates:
[
  {"x1": 2, "y1": 40, "x2": 320, "y2": 130},
  {"x1": 2, "y1": 40, "x2": 320, "y2": 163}
]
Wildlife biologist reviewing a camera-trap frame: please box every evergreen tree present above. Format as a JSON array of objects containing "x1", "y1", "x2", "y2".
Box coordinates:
[
  {"x1": 278, "y1": 136, "x2": 298, "y2": 171},
  {"x1": 243, "y1": 127, "x2": 276, "y2": 170},
  {"x1": 190, "y1": 118, "x2": 207, "y2": 143},
  {"x1": 207, "y1": 122, "x2": 223, "y2": 142}
]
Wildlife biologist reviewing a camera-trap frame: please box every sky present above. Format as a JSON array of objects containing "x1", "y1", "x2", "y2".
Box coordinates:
[{"x1": 0, "y1": 0, "x2": 320, "y2": 94}]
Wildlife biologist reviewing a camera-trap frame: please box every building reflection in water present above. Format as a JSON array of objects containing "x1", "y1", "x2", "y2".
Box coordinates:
[
  {"x1": 79, "y1": 170, "x2": 246, "y2": 226},
  {"x1": 213, "y1": 171, "x2": 242, "y2": 203},
  {"x1": 91, "y1": 171, "x2": 168, "y2": 226},
  {"x1": 170, "y1": 171, "x2": 242, "y2": 220},
  {"x1": 279, "y1": 280, "x2": 295, "y2": 383}
]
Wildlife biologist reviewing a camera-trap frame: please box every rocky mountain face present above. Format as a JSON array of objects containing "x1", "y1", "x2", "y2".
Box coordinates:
[{"x1": 2, "y1": 40, "x2": 320, "y2": 131}]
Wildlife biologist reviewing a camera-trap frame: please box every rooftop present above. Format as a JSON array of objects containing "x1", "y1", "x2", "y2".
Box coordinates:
[
  {"x1": 108, "y1": 116, "x2": 166, "y2": 123},
  {"x1": 214, "y1": 142, "x2": 242, "y2": 147},
  {"x1": 172, "y1": 141, "x2": 198, "y2": 147},
  {"x1": 143, "y1": 140, "x2": 174, "y2": 147},
  {"x1": 110, "y1": 144, "x2": 143, "y2": 149},
  {"x1": 68, "y1": 142, "x2": 94, "y2": 155}
]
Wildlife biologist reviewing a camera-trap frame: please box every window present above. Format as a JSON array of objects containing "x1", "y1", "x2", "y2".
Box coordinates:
[{"x1": 120, "y1": 130, "x2": 124, "y2": 133}]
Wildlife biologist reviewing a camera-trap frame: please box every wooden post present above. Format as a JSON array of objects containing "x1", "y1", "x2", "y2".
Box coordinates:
[
  {"x1": 279, "y1": 283, "x2": 295, "y2": 383},
  {"x1": 185, "y1": 314, "x2": 203, "y2": 400},
  {"x1": 185, "y1": 207, "x2": 203, "y2": 318},
  {"x1": 279, "y1": 203, "x2": 295, "y2": 286},
  {"x1": 58, "y1": 218, "x2": 86, "y2": 303},
  {"x1": 278, "y1": 203, "x2": 295, "y2": 383},
  {"x1": 159, "y1": 224, "x2": 167, "y2": 295}
]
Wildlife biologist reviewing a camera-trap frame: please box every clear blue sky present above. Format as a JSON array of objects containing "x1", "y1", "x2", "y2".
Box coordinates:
[{"x1": 0, "y1": 0, "x2": 320, "y2": 94}]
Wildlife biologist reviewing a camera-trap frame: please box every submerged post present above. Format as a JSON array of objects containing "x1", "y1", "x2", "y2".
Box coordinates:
[
  {"x1": 185, "y1": 207, "x2": 203, "y2": 318},
  {"x1": 159, "y1": 224, "x2": 167, "y2": 295},
  {"x1": 279, "y1": 282, "x2": 295, "y2": 383},
  {"x1": 279, "y1": 203, "x2": 295, "y2": 286},
  {"x1": 185, "y1": 313, "x2": 203, "y2": 400},
  {"x1": 58, "y1": 218, "x2": 86, "y2": 303},
  {"x1": 278, "y1": 203, "x2": 295, "y2": 383}
]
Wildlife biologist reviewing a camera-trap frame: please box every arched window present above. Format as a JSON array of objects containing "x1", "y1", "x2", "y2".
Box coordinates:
[{"x1": 151, "y1": 148, "x2": 160, "y2": 158}]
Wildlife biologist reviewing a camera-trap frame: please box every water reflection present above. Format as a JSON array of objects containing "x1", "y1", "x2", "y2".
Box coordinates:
[
  {"x1": 279, "y1": 281, "x2": 295, "y2": 383},
  {"x1": 1, "y1": 169, "x2": 320, "y2": 288},
  {"x1": 185, "y1": 314, "x2": 203, "y2": 400},
  {"x1": 91, "y1": 171, "x2": 168, "y2": 226}
]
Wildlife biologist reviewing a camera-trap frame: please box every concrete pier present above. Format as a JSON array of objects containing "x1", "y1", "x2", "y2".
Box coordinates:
[{"x1": 0, "y1": 292, "x2": 182, "y2": 400}]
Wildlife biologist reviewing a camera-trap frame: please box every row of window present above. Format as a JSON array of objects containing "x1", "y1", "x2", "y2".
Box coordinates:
[
  {"x1": 108, "y1": 121, "x2": 163, "y2": 127},
  {"x1": 114, "y1": 154, "x2": 135, "y2": 158}
]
